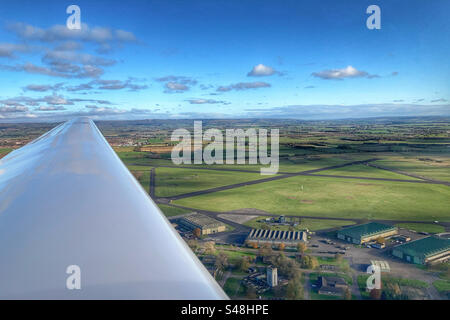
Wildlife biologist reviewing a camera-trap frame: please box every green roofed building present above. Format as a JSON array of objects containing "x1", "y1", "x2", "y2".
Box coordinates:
[
  {"x1": 337, "y1": 222, "x2": 397, "y2": 244},
  {"x1": 392, "y1": 236, "x2": 450, "y2": 265}
]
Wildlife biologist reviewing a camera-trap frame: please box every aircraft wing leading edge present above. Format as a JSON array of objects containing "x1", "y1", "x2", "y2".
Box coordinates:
[{"x1": 0, "y1": 117, "x2": 228, "y2": 299}]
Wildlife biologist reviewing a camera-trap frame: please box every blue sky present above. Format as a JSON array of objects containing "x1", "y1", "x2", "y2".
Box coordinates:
[{"x1": 0, "y1": 0, "x2": 449, "y2": 121}]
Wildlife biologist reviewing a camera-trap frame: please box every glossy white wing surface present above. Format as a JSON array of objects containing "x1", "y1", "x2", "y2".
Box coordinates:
[{"x1": 0, "y1": 117, "x2": 228, "y2": 299}]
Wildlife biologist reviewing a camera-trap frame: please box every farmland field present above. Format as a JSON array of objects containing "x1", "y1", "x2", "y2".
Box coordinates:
[{"x1": 373, "y1": 157, "x2": 450, "y2": 182}]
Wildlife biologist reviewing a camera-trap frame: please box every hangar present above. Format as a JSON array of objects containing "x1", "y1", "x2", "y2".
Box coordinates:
[
  {"x1": 178, "y1": 212, "x2": 226, "y2": 235},
  {"x1": 392, "y1": 236, "x2": 450, "y2": 265},
  {"x1": 337, "y1": 222, "x2": 397, "y2": 244}
]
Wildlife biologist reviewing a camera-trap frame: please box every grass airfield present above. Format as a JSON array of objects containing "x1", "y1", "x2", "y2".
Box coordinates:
[
  {"x1": 174, "y1": 174, "x2": 450, "y2": 222},
  {"x1": 108, "y1": 119, "x2": 450, "y2": 225},
  {"x1": 114, "y1": 149, "x2": 450, "y2": 223}
]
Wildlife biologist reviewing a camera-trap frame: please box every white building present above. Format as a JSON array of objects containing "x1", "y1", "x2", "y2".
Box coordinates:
[{"x1": 267, "y1": 266, "x2": 278, "y2": 287}]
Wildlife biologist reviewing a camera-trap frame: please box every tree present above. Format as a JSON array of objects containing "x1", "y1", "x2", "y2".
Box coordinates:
[
  {"x1": 341, "y1": 263, "x2": 351, "y2": 274},
  {"x1": 258, "y1": 243, "x2": 272, "y2": 258},
  {"x1": 204, "y1": 241, "x2": 216, "y2": 255},
  {"x1": 272, "y1": 253, "x2": 302, "y2": 280},
  {"x1": 238, "y1": 256, "x2": 251, "y2": 272},
  {"x1": 272, "y1": 285, "x2": 284, "y2": 298},
  {"x1": 300, "y1": 255, "x2": 319, "y2": 270},
  {"x1": 215, "y1": 251, "x2": 229, "y2": 271},
  {"x1": 297, "y1": 242, "x2": 307, "y2": 254},
  {"x1": 286, "y1": 276, "x2": 303, "y2": 300},
  {"x1": 187, "y1": 239, "x2": 198, "y2": 251},
  {"x1": 193, "y1": 228, "x2": 201, "y2": 238},
  {"x1": 343, "y1": 287, "x2": 352, "y2": 300},
  {"x1": 288, "y1": 267, "x2": 302, "y2": 280},
  {"x1": 382, "y1": 283, "x2": 404, "y2": 300},
  {"x1": 246, "y1": 286, "x2": 257, "y2": 299},
  {"x1": 369, "y1": 288, "x2": 382, "y2": 300}
]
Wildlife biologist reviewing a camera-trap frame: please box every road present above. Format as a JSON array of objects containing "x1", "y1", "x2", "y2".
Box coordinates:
[
  {"x1": 161, "y1": 201, "x2": 450, "y2": 229},
  {"x1": 149, "y1": 168, "x2": 155, "y2": 198}
]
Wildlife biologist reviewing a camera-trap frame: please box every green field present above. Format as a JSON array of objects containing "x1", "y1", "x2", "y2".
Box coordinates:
[
  {"x1": 223, "y1": 278, "x2": 245, "y2": 297},
  {"x1": 154, "y1": 167, "x2": 274, "y2": 197},
  {"x1": 298, "y1": 218, "x2": 356, "y2": 231},
  {"x1": 132, "y1": 170, "x2": 151, "y2": 193},
  {"x1": 114, "y1": 147, "x2": 364, "y2": 173},
  {"x1": 433, "y1": 280, "x2": 450, "y2": 293},
  {"x1": 216, "y1": 248, "x2": 256, "y2": 265},
  {"x1": 175, "y1": 175, "x2": 450, "y2": 221},
  {"x1": 395, "y1": 223, "x2": 445, "y2": 234},
  {"x1": 157, "y1": 204, "x2": 192, "y2": 217},
  {"x1": 0, "y1": 148, "x2": 12, "y2": 158},
  {"x1": 358, "y1": 274, "x2": 430, "y2": 299},
  {"x1": 373, "y1": 157, "x2": 450, "y2": 182},
  {"x1": 316, "y1": 256, "x2": 350, "y2": 270},
  {"x1": 319, "y1": 164, "x2": 421, "y2": 180}
]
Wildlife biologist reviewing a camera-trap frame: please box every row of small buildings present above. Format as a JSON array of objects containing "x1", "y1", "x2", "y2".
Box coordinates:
[{"x1": 246, "y1": 228, "x2": 307, "y2": 246}]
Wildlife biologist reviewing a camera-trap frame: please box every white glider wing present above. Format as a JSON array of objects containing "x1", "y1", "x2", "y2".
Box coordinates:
[{"x1": 0, "y1": 117, "x2": 227, "y2": 299}]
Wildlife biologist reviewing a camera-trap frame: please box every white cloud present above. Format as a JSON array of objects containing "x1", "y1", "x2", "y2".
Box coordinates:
[
  {"x1": 23, "y1": 83, "x2": 64, "y2": 92},
  {"x1": 43, "y1": 50, "x2": 116, "y2": 67},
  {"x1": 312, "y1": 65, "x2": 376, "y2": 80},
  {"x1": 0, "y1": 43, "x2": 30, "y2": 58},
  {"x1": 247, "y1": 64, "x2": 277, "y2": 77},
  {"x1": 186, "y1": 99, "x2": 228, "y2": 104},
  {"x1": 7, "y1": 22, "x2": 137, "y2": 45},
  {"x1": 431, "y1": 98, "x2": 447, "y2": 103},
  {"x1": 155, "y1": 75, "x2": 197, "y2": 93},
  {"x1": 35, "y1": 105, "x2": 66, "y2": 111},
  {"x1": 245, "y1": 103, "x2": 450, "y2": 119},
  {"x1": 217, "y1": 81, "x2": 271, "y2": 92},
  {"x1": 0, "y1": 106, "x2": 29, "y2": 113},
  {"x1": 165, "y1": 82, "x2": 189, "y2": 92}
]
